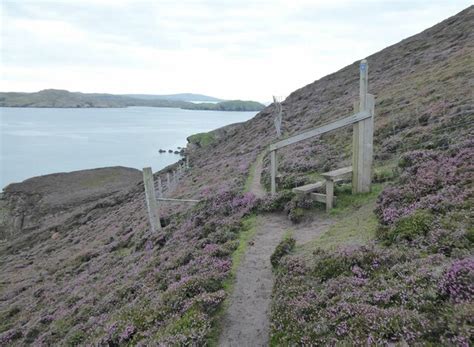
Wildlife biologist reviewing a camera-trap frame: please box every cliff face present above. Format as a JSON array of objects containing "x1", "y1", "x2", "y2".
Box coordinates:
[
  {"x1": 0, "y1": 167, "x2": 141, "y2": 239},
  {"x1": 0, "y1": 6, "x2": 472, "y2": 346}
]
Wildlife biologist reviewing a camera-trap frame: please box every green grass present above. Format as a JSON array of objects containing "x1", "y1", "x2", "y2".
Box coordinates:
[
  {"x1": 304, "y1": 171, "x2": 324, "y2": 183},
  {"x1": 330, "y1": 183, "x2": 383, "y2": 216},
  {"x1": 187, "y1": 132, "x2": 215, "y2": 148},
  {"x1": 299, "y1": 184, "x2": 383, "y2": 254},
  {"x1": 207, "y1": 214, "x2": 258, "y2": 346}
]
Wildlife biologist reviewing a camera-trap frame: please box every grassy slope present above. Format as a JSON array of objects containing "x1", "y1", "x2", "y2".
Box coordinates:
[{"x1": 1, "y1": 6, "x2": 473, "y2": 346}]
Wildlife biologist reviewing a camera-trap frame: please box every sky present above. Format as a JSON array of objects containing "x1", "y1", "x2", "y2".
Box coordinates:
[{"x1": 0, "y1": 0, "x2": 471, "y2": 102}]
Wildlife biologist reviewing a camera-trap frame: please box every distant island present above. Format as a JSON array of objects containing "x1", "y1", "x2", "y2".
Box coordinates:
[{"x1": 0, "y1": 89, "x2": 265, "y2": 111}]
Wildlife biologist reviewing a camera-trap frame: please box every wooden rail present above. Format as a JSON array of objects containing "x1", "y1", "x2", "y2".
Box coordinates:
[
  {"x1": 269, "y1": 59, "x2": 375, "y2": 198},
  {"x1": 269, "y1": 110, "x2": 371, "y2": 151},
  {"x1": 157, "y1": 198, "x2": 200, "y2": 203}
]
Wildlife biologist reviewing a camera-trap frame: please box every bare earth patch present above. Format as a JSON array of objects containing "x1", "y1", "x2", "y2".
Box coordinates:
[{"x1": 218, "y1": 155, "x2": 333, "y2": 346}]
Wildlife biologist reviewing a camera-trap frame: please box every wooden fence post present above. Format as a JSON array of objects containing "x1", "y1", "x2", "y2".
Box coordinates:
[
  {"x1": 352, "y1": 59, "x2": 373, "y2": 193},
  {"x1": 142, "y1": 167, "x2": 161, "y2": 232},
  {"x1": 271, "y1": 150, "x2": 277, "y2": 194},
  {"x1": 157, "y1": 176, "x2": 163, "y2": 197}
]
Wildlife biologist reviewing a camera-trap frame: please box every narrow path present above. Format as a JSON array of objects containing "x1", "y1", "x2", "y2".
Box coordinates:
[
  {"x1": 248, "y1": 152, "x2": 266, "y2": 199},
  {"x1": 218, "y1": 154, "x2": 333, "y2": 346}
]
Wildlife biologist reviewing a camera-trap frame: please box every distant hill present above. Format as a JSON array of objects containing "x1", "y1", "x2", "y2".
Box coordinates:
[
  {"x1": 0, "y1": 89, "x2": 264, "y2": 111},
  {"x1": 122, "y1": 93, "x2": 223, "y2": 102}
]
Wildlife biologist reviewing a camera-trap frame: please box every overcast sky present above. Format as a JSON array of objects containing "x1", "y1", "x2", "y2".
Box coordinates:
[{"x1": 0, "y1": 0, "x2": 471, "y2": 101}]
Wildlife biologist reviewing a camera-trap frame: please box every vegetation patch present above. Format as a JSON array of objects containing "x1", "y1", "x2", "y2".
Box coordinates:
[
  {"x1": 270, "y1": 142, "x2": 473, "y2": 345},
  {"x1": 187, "y1": 132, "x2": 216, "y2": 148},
  {"x1": 271, "y1": 233, "x2": 296, "y2": 268}
]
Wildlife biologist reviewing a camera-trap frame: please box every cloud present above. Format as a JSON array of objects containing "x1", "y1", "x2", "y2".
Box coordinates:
[{"x1": 1, "y1": 0, "x2": 472, "y2": 100}]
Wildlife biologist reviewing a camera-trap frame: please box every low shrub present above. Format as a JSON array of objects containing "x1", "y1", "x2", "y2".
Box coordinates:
[
  {"x1": 271, "y1": 237, "x2": 296, "y2": 268},
  {"x1": 377, "y1": 209, "x2": 434, "y2": 245}
]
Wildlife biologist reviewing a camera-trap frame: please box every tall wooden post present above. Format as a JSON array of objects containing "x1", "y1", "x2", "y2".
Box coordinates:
[
  {"x1": 352, "y1": 59, "x2": 374, "y2": 193},
  {"x1": 157, "y1": 176, "x2": 163, "y2": 197},
  {"x1": 142, "y1": 167, "x2": 161, "y2": 232},
  {"x1": 270, "y1": 150, "x2": 277, "y2": 195}
]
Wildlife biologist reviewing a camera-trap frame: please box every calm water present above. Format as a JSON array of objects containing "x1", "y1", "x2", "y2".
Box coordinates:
[{"x1": 0, "y1": 107, "x2": 256, "y2": 189}]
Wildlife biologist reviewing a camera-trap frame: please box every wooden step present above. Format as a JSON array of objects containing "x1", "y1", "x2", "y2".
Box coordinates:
[
  {"x1": 310, "y1": 193, "x2": 337, "y2": 204},
  {"x1": 322, "y1": 166, "x2": 353, "y2": 181},
  {"x1": 292, "y1": 181, "x2": 325, "y2": 194}
]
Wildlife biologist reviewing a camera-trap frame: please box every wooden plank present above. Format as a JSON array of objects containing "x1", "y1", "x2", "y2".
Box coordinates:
[
  {"x1": 157, "y1": 198, "x2": 200, "y2": 203},
  {"x1": 322, "y1": 166, "x2": 352, "y2": 179},
  {"x1": 142, "y1": 167, "x2": 161, "y2": 232},
  {"x1": 326, "y1": 180, "x2": 334, "y2": 212},
  {"x1": 361, "y1": 94, "x2": 375, "y2": 192},
  {"x1": 292, "y1": 181, "x2": 325, "y2": 194},
  {"x1": 310, "y1": 193, "x2": 326, "y2": 203},
  {"x1": 270, "y1": 150, "x2": 277, "y2": 195},
  {"x1": 269, "y1": 110, "x2": 370, "y2": 151},
  {"x1": 352, "y1": 100, "x2": 360, "y2": 193},
  {"x1": 353, "y1": 59, "x2": 371, "y2": 193}
]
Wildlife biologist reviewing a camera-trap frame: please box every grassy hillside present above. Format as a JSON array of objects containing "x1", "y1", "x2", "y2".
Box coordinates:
[
  {"x1": 0, "y1": 6, "x2": 472, "y2": 346},
  {"x1": 0, "y1": 89, "x2": 264, "y2": 111}
]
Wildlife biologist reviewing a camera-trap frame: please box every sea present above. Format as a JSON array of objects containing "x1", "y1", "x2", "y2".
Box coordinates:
[{"x1": 0, "y1": 107, "x2": 257, "y2": 189}]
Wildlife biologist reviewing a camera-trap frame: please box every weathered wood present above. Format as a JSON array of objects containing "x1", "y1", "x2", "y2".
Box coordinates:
[
  {"x1": 353, "y1": 94, "x2": 375, "y2": 193},
  {"x1": 353, "y1": 60, "x2": 374, "y2": 193},
  {"x1": 310, "y1": 192, "x2": 327, "y2": 203},
  {"x1": 361, "y1": 94, "x2": 375, "y2": 191},
  {"x1": 142, "y1": 167, "x2": 161, "y2": 232},
  {"x1": 157, "y1": 177, "x2": 163, "y2": 197},
  {"x1": 167, "y1": 172, "x2": 171, "y2": 187},
  {"x1": 292, "y1": 181, "x2": 325, "y2": 194},
  {"x1": 269, "y1": 110, "x2": 371, "y2": 151},
  {"x1": 186, "y1": 156, "x2": 189, "y2": 169},
  {"x1": 157, "y1": 198, "x2": 200, "y2": 203},
  {"x1": 322, "y1": 166, "x2": 353, "y2": 179},
  {"x1": 270, "y1": 150, "x2": 277, "y2": 195},
  {"x1": 310, "y1": 192, "x2": 337, "y2": 204},
  {"x1": 352, "y1": 100, "x2": 360, "y2": 192},
  {"x1": 325, "y1": 180, "x2": 334, "y2": 212}
]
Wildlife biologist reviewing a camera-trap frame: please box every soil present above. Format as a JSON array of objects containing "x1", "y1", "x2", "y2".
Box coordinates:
[{"x1": 218, "y1": 155, "x2": 333, "y2": 346}]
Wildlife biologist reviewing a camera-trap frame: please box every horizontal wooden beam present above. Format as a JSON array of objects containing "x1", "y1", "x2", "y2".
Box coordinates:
[
  {"x1": 157, "y1": 198, "x2": 200, "y2": 203},
  {"x1": 269, "y1": 110, "x2": 371, "y2": 151}
]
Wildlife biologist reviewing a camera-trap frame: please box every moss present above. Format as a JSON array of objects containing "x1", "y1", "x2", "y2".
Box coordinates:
[
  {"x1": 271, "y1": 235, "x2": 296, "y2": 268},
  {"x1": 188, "y1": 132, "x2": 215, "y2": 148}
]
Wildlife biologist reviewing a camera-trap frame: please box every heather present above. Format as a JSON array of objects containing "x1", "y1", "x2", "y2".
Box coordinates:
[
  {"x1": 270, "y1": 143, "x2": 473, "y2": 345},
  {"x1": 0, "y1": 190, "x2": 258, "y2": 345},
  {"x1": 1, "y1": 7, "x2": 473, "y2": 346}
]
